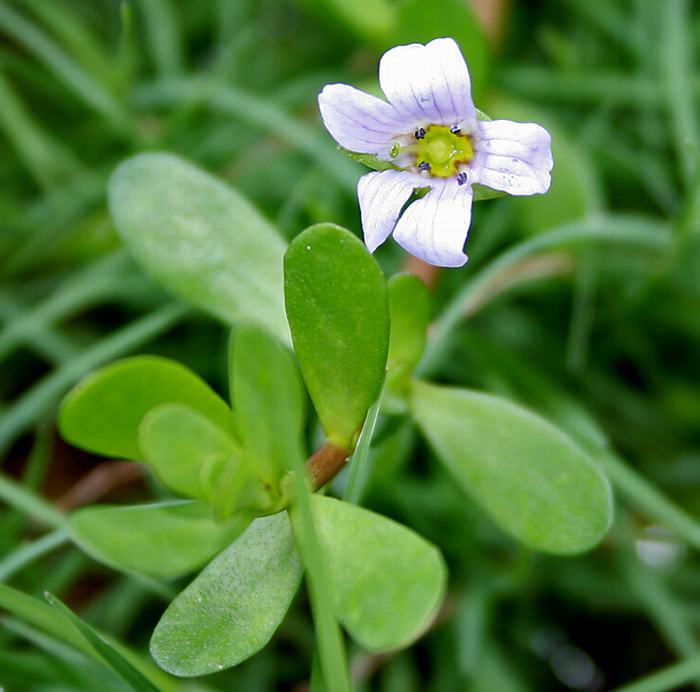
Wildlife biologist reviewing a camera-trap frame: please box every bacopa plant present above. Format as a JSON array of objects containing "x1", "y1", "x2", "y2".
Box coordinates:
[{"x1": 57, "y1": 39, "x2": 613, "y2": 688}]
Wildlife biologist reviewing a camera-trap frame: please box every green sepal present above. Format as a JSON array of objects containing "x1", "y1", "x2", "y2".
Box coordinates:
[{"x1": 338, "y1": 147, "x2": 399, "y2": 172}]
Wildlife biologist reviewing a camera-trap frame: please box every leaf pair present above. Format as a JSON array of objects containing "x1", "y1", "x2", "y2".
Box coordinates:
[
  {"x1": 59, "y1": 330, "x2": 304, "y2": 578},
  {"x1": 150, "y1": 497, "x2": 446, "y2": 677}
]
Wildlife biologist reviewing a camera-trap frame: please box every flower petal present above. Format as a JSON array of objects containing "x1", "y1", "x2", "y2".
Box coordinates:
[
  {"x1": 318, "y1": 83, "x2": 403, "y2": 156},
  {"x1": 379, "y1": 38, "x2": 476, "y2": 129},
  {"x1": 392, "y1": 180, "x2": 472, "y2": 267},
  {"x1": 472, "y1": 120, "x2": 553, "y2": 196},
  {"x1": 358, "y1": 170, "x2": 419, "y2": 253}
]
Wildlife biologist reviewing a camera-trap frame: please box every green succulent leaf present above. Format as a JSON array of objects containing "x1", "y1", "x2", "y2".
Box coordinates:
[
  {"x1": 230, "y1": 325, "x2": 306, "y2": 480},
  {"x1": 139, "y1": 402, "x2": 240, "y2": 498},
  {"x1": 59, "y1": 356, "x2": 235, "y2": 461},
  {"x1": 311, "y1": 495, "x2": 446, "y2": 651},
  {"x1": 150, "y1": 511, "x2": 302, "y2": 676},
  {"x1": 410, "y1": 381, "x2": 613, "y2": 554},
  {"x1": 284, "y1": 223, "x2": 389, "y2": 448},
  {"x1": 69, "y1": 501, "x2": 248, "y2": 578},
  {"x1": 108, "y1": 152, "x2": 289, "y2": 341}
]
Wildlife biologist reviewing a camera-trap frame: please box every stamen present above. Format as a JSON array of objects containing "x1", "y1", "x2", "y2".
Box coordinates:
[
  {"x1": 457, "y1": 172, "x2": 468, "y2": 186},
  {"x1": 450, "y1": 125, "x2": 461, "y2": 134},
  {"x1": 418, "y1": 161, "x2": 431, "y2": 171},
  {"x1": 415, "y1": 127, "x2": 426, "y2": 140}
]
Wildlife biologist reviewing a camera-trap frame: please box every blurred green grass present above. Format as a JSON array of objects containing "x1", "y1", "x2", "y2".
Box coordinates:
[{"x1": 0, "y1": 0, "x2": 700, "y2": 690}]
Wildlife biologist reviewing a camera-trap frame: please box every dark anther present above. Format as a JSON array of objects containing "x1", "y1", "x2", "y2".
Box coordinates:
[
  {"x1": 450, "y1": 125, "x2": 461, "y2": 134},
  {"x1": 418, "y1": 161, "x2": 431, "y2": 171},
  {"x1": 457, "y1": 172, "x2": 468, "y2": 185},
  {"x1": 415, "y1": 127, "x2": 426, "y2": 139}
]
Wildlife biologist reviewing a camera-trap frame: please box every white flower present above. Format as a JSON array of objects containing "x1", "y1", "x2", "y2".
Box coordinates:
[{"x1": 318, "y1": 38, "x2": 554, "y2": 267}]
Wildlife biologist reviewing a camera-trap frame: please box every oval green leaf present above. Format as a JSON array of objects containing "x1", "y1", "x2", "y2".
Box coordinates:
[
  {"x1": 410, "y1": 381, "x2": 613, "y2": 554},
  {"x1": 311, "y1": 495, "x2": 446, "y2": 652},
  {"x1": 59, "y1": 356, "x2": 235, "y2": 460},
  {"x1": 230, "y1": 325, "x2": 305, "y2": 480},
  {"x1": 108, "y1": 152, "x2": 289, "y2": 341},
  {"x1": 139, "y1": 402, "x2": 240, "y2": 498},
  {"x1": 70, "y1": 501, "x2": 247, "y2": 578},
  {"x1": 284, "y1": 223, "x2": 389, "y2": 448},
  {"x1": 150, "y1": 511, "x2": 302, "y2": 676}
]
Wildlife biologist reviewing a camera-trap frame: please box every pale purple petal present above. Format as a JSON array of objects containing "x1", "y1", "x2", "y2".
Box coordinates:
[
  {"x1": 379, "y1": 38, "x2": 476, "y2": 129},
  {"x1": 318, "y1": 83, "x2": 403, "y2": 156},
  {"x1": 392, "y1": 180, "x2": 472, "y2": 267},
  {"x1": 472, "y1": 120, "x2": 553, "y2": 196},
  {"x1": 358, "y1": 170, "x2": 419, "y2": 252}
]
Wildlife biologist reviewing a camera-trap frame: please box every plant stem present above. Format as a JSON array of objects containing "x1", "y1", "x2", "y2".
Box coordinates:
[
  {"x1": 289, "y1": 451, "x2": 350, "y2": 692},
  {"x1": 307, "y1": 442, "x2": 350, "y2": 491}
]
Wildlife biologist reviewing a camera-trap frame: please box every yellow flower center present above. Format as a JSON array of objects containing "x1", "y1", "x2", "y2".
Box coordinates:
[{"x1": 409, "y1": 125, "x2": 474, "y2": 178}]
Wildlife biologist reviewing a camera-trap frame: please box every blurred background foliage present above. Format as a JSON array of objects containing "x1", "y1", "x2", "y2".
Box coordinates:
[{"x1": 0, "y1": 0, "x2": 699, "y2": 690}]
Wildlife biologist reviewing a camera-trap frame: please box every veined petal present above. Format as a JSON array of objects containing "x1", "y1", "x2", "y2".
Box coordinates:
[
  {"x1": 358, "y1": 170, "x2": 418, "y2": 252},
  {"x1": 318, "y1": 83, "x2": 403, "y2": 156},
  {"x1": 392, "y1": 180, "x2": 472, "y2": 267},
  {"x1": 472, "y1": 120, "x2": 553, "y2": 196},
  {"x1": 379, "y1": 38, "x2": 476, "y2": 128}
]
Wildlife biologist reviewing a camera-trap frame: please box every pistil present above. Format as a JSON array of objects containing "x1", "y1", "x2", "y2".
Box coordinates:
[{"x1": 393, "y1": 124, "x2": 474, "y2": 178}]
